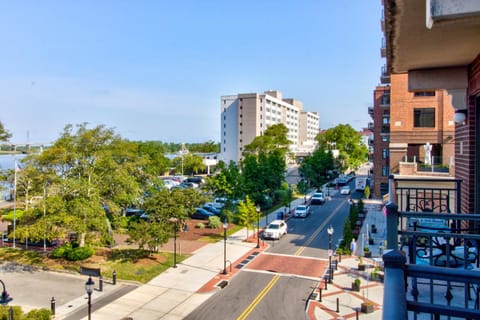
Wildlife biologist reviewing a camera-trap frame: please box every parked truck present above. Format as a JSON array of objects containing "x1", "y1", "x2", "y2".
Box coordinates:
[{"x1": 355, "y1": 176, "x2": 369, "y2": 191}]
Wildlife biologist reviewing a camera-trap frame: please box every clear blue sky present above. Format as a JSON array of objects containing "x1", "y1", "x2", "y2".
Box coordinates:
[{"x1": 0, "y1": 1, "x2": 383, "y2": 144}]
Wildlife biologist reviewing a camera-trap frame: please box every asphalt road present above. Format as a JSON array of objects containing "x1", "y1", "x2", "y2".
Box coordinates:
[
  {"x1": 185, "y1": 191, "x2": 352, "y2": 319},
  {"x1": 0, "y1": 262, "x2": 137, "y2": 317}
]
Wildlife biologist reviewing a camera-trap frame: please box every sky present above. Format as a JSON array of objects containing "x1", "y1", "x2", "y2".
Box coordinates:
[{"x1": 0, "y1": 1, "x2": 384, "y2": 145}]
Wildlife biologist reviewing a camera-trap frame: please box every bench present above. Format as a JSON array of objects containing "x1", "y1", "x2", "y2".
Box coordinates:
[{"x1": 80, "y1": 266, "x2": 102, "y2": 277}]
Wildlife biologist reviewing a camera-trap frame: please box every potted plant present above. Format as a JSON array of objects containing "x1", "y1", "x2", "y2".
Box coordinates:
[
  {"x1": 351, "y1": 278, "x2": 361, "y2": 291},
  {"x1": 361, "y1": 301, "x2": 374, "y2": 313},
  {"x1": 358, "y1": 256, "x2": 365, "y2": 271},
  {"x1": 364, "y1": 246, "x2": 372, "y2": 258}
]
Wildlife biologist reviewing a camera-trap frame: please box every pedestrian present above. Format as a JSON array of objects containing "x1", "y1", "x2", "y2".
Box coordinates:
[{"x1": 350, "y1": 238, "x2": 357, "y2": 257}]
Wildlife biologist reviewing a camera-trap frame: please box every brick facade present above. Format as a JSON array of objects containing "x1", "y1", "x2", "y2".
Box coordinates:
[{"x1": 457, "y1": 54, "x2": 480, "y2": 213}]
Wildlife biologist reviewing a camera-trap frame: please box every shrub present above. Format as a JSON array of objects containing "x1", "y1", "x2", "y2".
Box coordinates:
[
  {"x1": 363, "y1": 246, "x2": 370, "y2": 253},
  {"x1": 24, "y1": 308, "x2": 52, "y2": 320},
  {"x1": 66, "y1": 246, "x2": 94, "y2": 261},
  {"x1": 195, "y1": 223, "x2": 205, "y2": 229},
  {"x1": 51, "y1": 243, "x2": 72, "y2": 259},
  {"x1": 208, "y1": 216, "x2": 222, "y2": 229},
  {"x1": 51, "y1": 243, "x2": 94, "y2": 261},
  {"x1": 354, "y1": 278, "x2": 361, "y2": 286}
]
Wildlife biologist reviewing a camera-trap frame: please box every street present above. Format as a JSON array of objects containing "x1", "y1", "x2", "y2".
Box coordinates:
[{"x1": 185, "y1": 189, "x2": 352, "y2": 319}]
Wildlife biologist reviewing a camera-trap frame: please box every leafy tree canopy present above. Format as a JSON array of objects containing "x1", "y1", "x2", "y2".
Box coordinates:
[
  {"x1": 0, "y1": 120, "x2": 12, "y2": 142},
  {"x1": 316, "y1": 124, "x2": 368, "y2": 171}
]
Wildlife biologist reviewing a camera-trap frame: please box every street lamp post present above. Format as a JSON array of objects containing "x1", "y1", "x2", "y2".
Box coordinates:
[
  {"x1": 169, "y1": 217, "x2": 179, "y2": 268},
  {"x1": 327, "y1": 225, "x2": 334, "y2": 283},
  {"x1": 0, "y1": 279, "x2": 10, "y2": 304},
  {"x1": 256, "y1": 205, "x2": 261, "y2": 249},
  {"x1": 223, "y1": 219, "x2": 228, "y2": 274},
  {"x1": 85, "y1": 276, "x2": 95, "y2": 320}
]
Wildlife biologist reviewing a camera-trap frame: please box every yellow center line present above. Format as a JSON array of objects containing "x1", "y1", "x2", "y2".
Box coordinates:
[
  {"x1": 236, "y1": 274, "x2": 281, "y2": 320},
  {"x1": 294, "y1": 199, "x2": 347, "y2": 256}
]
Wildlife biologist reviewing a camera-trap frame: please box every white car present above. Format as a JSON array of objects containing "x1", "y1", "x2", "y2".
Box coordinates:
[
  {"x1": 263, "y1": 220, "x2": 288, "y2": 240},
  {"x1": 294, "y1": 205, "x2": 310, "y2": 218},
  {"x1": 311, "y1": 192, "x2": 325, "y2": 205},
  {"x1": 340, "y1": 186, "x2": 351, "y2": 195}
]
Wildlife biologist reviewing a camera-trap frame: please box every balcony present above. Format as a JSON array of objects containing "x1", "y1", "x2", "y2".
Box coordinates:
[
  {"x1": 380, "y1": 37, "x2": 386, "y2": 58},
  {"x1": 368, "y1": 106, "x2": 374, "y2": 118},
  {"x1": 380, "y1": 65, "x2": 390, "y2": 84},
  {"x1": 368, "y1": 122, "x2": 374, "y2": 131},
  {"x1": 381, "y1": 178, "x2": 480, "y2": 319}
]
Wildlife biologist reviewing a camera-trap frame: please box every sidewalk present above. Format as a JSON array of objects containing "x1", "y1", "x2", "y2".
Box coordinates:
[
  {"x1": 64, "y1": 195, "x2": 314, "y2": 319},
  {"x1": 308, "y1": 199, "x2": 386, "y2": 320},
  {"x1": 58, "y1": 196, "x2": 386, "y2": 320}
]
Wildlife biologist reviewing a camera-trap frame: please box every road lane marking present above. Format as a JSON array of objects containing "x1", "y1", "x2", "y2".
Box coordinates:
[
  {"x1": 294, "y1": 199, "x2": 347, "y2": 256},
  {"x1": 236, "y1": 274, "x2": 281, "y2": 320}
]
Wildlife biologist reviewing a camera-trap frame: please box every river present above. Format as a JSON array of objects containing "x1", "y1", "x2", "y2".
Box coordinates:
[{"x1": 0, "y1": 154, "x2": 26, "y2": 200}]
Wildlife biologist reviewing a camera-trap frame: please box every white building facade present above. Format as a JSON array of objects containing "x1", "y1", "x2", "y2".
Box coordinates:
[{"x1": 220, "y1": 90, "x2": 319, "y2": 164}]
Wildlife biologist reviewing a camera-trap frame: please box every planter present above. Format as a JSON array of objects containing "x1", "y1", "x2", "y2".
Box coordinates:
[
  {"x1": 361, "y1": 302, "x2": 374, "y2": 313},
  {"x1": 358, "y1": 264, "x2": 365, "y2": 271},
  {"x1": 364, "y1": 251, "x2": 372, "y2": 258},
  {"x1": 351, "y1": 283, "x2": 361, "y2": 292}
]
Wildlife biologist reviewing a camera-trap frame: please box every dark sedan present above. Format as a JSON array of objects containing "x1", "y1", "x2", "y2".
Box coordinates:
[{"x1": 191, "y1": 208, "x2": 215, "y2": 220}]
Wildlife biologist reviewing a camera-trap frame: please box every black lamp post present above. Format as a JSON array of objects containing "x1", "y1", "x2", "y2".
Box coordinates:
[
  {"x1": 0, "y1": 279, "x2": 9, "y2": 304},
  {"x1": 169, "y1": 217, "x2": 179, "y2": 268},
  {"x1": 223, "y1": 219, "x2": 228, "y2": 274},
  {"x1": 327, "y1": 225, "x2": 334, "y2": 283},
  {"x1": 85, "y1": 276, "x2": 95, "y2": 320},
  {"x1": 256, "y1": 205, "x2": 261, "y2": 248}
]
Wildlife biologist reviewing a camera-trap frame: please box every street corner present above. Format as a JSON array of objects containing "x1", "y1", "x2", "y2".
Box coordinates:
[{"x1": 196, "y1": 244, "x2": 268, "y2": 294}]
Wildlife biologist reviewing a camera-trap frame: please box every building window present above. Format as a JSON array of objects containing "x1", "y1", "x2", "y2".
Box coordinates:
[
  {"x1": 240, "y1": 106, "x2": 242, "y2": 110},
  {"x1": 240, "y1": 122, "x2": 242, "y2": 126},
  {"x1": 240, "y1": 131, "x2": 242, "y2": 134},
  {"x1": 382, "y1": 136, "x2": 390, "y2": 142},
  {"x1": 224, "y1": 116, "x2": 226, "y2": 120},
  {"x1": 414, "y1": 91, "x2": 435, "y2": 97},
  {"x1": 382, "y1": 148, "x2": 389, "y2": 159},
  {"x1": 414, "y1": 108, "x2": 435, "y2": 128},
  {"x1": 224, "y1": 100, "x2": 226, "y2": 104},
  {"x1": 382, "y1": 166, "x2": 390, "y2": 176}
]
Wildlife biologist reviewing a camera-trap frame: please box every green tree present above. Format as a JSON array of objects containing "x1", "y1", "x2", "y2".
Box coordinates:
[
  {"x1": 135, "y1": 141, "x2": 171, "y2": 176},
  {"x1": 237, "y1": 196, "x2": 257, "y2": 240},
  {"x1": 316, "y1": 124, "x2": 368, "y2": 171},
  {"x1": 299, "y1": 147, "x2": 335, "y2": 188},
  {"x1": 242, "y1": 124, "x2": 289, "y2": 203},
  {"x1": 0, "y1": 120, "x2": 11, "y2": 142},
  {"x1": 204, "y1": 161, "x2": 244, "y2": 200},
  {"x1": 17, "y1": 123, "x2": 146, "y2": 247},
  {"x1": 172, "y1": 153, "x2": 206, "y2": 175}
]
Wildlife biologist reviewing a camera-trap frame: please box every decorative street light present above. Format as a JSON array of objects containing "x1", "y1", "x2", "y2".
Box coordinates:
[
  {"x1": 327, "y1": 225, "x2": 334, "y2": 283},
  {"x1": 223, "y1": 219, "x2": 228, "y2": 275},
  {"x1": 0, "y1": 279, "x2": 10, "y2": 304},
  {"x1": 256, "y1": 205, "x2": 261, "y2": 249},
  {"x1": 169, "y1": 217, "x2": 179, "y2": 268},
  {"x1": 84, "y1": 276, "x2": 95, "y2": 320}
]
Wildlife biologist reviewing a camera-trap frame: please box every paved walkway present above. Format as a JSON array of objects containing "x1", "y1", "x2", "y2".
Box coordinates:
[{"x1": 54, "y1": 196, "x2": 387, "y2": 320}]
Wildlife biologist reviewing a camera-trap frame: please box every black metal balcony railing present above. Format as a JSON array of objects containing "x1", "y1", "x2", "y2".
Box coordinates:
[
  {"x1": 382, "y1": 177, "x2": 480, "y2": 320},
  {"x1": 368, "y1": 122, "x2": 374, "y2": 130},
  {"x1": 381, "y1": 65, "x2": 390, "y2": 84}
]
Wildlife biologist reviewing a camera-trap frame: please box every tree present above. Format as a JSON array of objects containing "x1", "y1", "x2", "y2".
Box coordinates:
[
  {"x1": 299, "y1": 147, "x2": 335, "y2": 188},
  {"x1": 16, "y1": 123, "x2": 147, "y2": 247},
  {"x1": 204, "y1": 161, "x2": 244, "y2": 200},
  {"x1": 172, "y1": 153, "x2": 206, "y2": 175},
  {"x1": 0, "y1": 120, "x2": 11, "y2": 142},
  {"x1": 242, "y1": 124, "x2": 289, "y2": 204},
  {"x1": 316, "y1": 124, "x2": 368, "y2": 171},
  {"x1": 236, "y1": 196, "x2": 257, "y2": 240}
]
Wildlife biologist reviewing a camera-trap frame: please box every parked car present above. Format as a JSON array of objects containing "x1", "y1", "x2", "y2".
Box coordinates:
[
  {"x1": 203, "y1": 204, "x2": 221, "y2": 215},
  {"x1": 311, "y1": 192, "x2": 326, "y2": 205},
  {"x1": 294, "y1": 205, "x2": 310, "y2": 218},
  {"x1": 191, "y1": 208, "x2": 214, "y2": 220},
  {"x1": 340, "y1": 186, "x2": 351, "y2": 195},
  {"x1": 263, "y1": 220, "x2": 288, "y2": 240}
]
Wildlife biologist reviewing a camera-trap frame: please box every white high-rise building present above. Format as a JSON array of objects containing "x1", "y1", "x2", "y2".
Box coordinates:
[{"x1": 219, "y1": 90, "x2": 319, "y2": 164}]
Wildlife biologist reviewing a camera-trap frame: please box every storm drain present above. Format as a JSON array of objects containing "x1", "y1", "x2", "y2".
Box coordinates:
[{"x1": 235, "y1": 251, "x2": 260, "y2": 269}]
